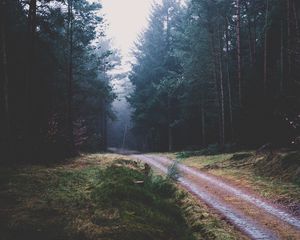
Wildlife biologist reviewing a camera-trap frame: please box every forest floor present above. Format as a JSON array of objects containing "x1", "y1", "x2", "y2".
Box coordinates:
[
  {"x1": 0, "y1": 153, "x2": 245, "y2": 240},
  {"x1": 132, "y1": 151, "x2": 300, "y2": 240}
]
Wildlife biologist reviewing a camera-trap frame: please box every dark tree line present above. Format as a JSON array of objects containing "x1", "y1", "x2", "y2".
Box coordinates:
[
  {"x1": 129, "y1": 0, "x2": 300, "y2": 151},
  {"x1": 0, "y1": 0, "x2": 117, "y2": 163}
]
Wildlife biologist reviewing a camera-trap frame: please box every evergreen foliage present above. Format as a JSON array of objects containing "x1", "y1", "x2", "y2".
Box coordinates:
[
  {"x1": 0, "y1": 0, "x2": 117, "y2": 162},
  {"x1": 129, "y1": 0, "x2": 300, "y2": 151}
]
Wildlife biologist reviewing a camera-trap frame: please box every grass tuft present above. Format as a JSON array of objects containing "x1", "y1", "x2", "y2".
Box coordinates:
[{"x1": 0, "y1": 154, "x2": 195, "y2": 240}]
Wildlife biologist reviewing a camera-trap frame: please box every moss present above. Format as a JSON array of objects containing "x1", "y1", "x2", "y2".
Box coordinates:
[
  {"x1": 0, "y1": 154, "x2": 195, "y2": 240},
  {"x1": 230, "y1": 153, "x2": 253, "y2": 161},
  {"x1": 90, "y1": 165, "x2": 193, "y2": 239},
  {"x1": 177, "y1": 191, "x2": 246, "y2": 240}
]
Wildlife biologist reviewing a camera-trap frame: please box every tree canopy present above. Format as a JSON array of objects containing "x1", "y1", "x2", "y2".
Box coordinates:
[
  {"x1": 129, "y1": 0, "x2": 300, "y2": 151},
  {"x1": 0, "y1": 0, "x2": 117, "y2": 162}
]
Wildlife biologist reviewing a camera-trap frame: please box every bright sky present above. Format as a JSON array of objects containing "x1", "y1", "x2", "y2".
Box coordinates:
[{"x1": 101, "y1": 0, "x2": 160, "y2": 70}]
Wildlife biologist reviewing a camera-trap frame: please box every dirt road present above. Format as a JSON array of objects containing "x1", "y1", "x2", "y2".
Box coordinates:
[{"x1": 131, "y1": 154, "x2": 300, "y2": 240}]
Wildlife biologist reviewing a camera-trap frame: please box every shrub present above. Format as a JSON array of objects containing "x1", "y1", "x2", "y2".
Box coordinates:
[{"x1": 167, "y1": 160, "x2": 181, "y2": 181}]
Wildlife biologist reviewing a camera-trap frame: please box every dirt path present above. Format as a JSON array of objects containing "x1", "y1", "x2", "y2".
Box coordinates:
[{"x1": 131, "y1": 154, "x2": 300, "y2": 240}]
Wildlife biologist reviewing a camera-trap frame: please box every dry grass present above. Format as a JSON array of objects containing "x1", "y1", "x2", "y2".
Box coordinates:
[
  {"x1": 177, "y1": 187, "x2": 248, "y2": 240},
  {"x1": 0, "y1": 153, "x2": 245, "y2": 240},
  {"x1": 158, "y1": 151, "x2": 300, "y2": 214}
]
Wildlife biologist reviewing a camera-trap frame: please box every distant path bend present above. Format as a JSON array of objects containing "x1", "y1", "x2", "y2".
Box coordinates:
[{"x1": 131, "y1": 154, "x2": 300, "y2": 240}]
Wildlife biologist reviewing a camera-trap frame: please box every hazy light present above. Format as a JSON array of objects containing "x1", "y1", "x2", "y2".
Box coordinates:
[{"x1": 101, "y1": 0, "x2": 160, "y2": 71}]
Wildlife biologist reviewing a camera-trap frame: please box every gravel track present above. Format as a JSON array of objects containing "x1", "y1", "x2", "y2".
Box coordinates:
[{"x1": 131, "y1": 154, "x2": 300, "y2": 240}]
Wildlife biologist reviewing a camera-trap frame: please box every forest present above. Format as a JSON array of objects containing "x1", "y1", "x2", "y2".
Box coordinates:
[
  {"x1": 1, "y1": 0, "x2": 118, "y2": 163},
  {"x1": 129, "y1": 0, "x2": 300, "y2": 152},
  {"x1": 1, "y1": 0, "x2": 300, "y2": 161},
  {"x1": 1, "y1": 0, "x2": 300, "y2": 240}
]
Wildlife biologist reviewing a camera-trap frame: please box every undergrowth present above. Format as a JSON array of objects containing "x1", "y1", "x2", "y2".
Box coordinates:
[
  {"x1": 0, "y1": 155, "x2": 194, "y2": 240},
  {"x1": 176, "y1": 144, "x2": 236, "y2": 159},
  {"x1": 169, "y1": 149, "x2": 300, "y2": 213},
  {"x1": 167, "y1": 160, "x2": 181, "y2": 181}
]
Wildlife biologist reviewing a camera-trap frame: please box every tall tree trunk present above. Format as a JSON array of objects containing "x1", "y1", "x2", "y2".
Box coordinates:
[
  {"x1": 122, "y1": 124, "x2": 127, "y2": 149},
  {"x1": 253, "y1": 11, "x2": 257, "y2": 64},
  {"x1": 1, "y1": 0, "x2": 10, "y2": 155},
  {"x1": 280, "y1": 20, "x2": 284, "y2": 92},
  {"x1": 287, "y1": 0, "x2": 292, "y2": 80},
  {"x1": 264, "y1": 0, "x2": 269, "y2": 91},
  {"x1": 165, "y1": 3, "x2": 173, "y2": 152},
  {"x1": 244, "y1": 2, "x2": 254, "y2": 66},
  {"x1": 218, "y1": 24, "x2": 225, "y2": 147},
  {"x1": 67, "y1": 0, "x2": 74, "y2": 151},
  {"x1": 292, "y1": 0, "x2": 299, "y2": 36},
  {"x1": 27, "y1": 0, "x2": 37, "y2": 159},
  {"x1": 210, "y1": 27, "x2": 222, "y2": 146},
  {"x1": 28, "y1": 0, "x2": 37, "y2": 36},
  {"x1": 168, "y1": 126, "x2": 173, "y2": 152},
  {"x1": 167, "y1": 94, "x2": 173, "y2": 152},
  {"x1": 225, "y1": 17, "x2": 234, "y2": 142},
  {"x1": 102, "y1": 100, "x2": 108, "y2": 151},
  {"x1": 200, "y1": 100, "x2": 206, "y2": 147},
  {"x1": 236, "y1": 0, "x2": 242, "y2": 105}
]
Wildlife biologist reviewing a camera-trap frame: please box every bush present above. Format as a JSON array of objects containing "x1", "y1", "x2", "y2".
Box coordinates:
[
  {"x1": 167, "y1": 160, "x2": 181, "y2": 181},
  {"x1": 176, "y1": 144, "x2": 238, "y2": 159},
  {"x1": 91, "y1": 165, "x2": 194, "y2": 240}
]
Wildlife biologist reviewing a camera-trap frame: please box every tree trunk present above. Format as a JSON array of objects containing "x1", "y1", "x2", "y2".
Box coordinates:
[
  {"x1": 165, "y1": 3, "x2": 173, "y2": 152},
  {"x1": 26, "y1": 0, "x2": 37, "y2": 159},
  {"x1": 67, "y1": 0, "x2": 74, "y2": 151},
  {"x1": 236, "y1": 0, "x2": 242, "y2": 105},
  {"x1": 209, "y1": 27, "x2": 222, "y2": 146},
  {"x1": 28, "y1": 0, "x2": 37, "y2": 36},
  {"x1": 201, "y1": 101, "x2": 206, "y2": 147},
  {"x1": 1, "y1": 0, "x2": 10, "y2": 155},
  {"x1": 218, "y1": 24, "x2": 225, "y2": 147},
  {"x1": 253, "y1": 11, "x2": 257, "y2": 64},
  {"x1": 102, "y1": 100, "x2": 108, "y2": 151},
  {"x1": 167, "y1": 94, "x2": 173, "y2": 152},
  {"x1": 122, "y1": 124, "x2": 127, "y2": 149},
  {"x1": 287, "y1": 0, "x2": 292, "y2": 79},
  {"x1": 292, "y1": 0, "x2": 299, "y2": 36},
  {"x1": 264, "y1": 0, "x2": 269, "y2": 91},
  {"x1": 168, "y1": 126, "x2": 173, "y2": 152},
  {"x1": 280, "y1": 20, "x2": 284, "y2": 92},
  {"x1": 244, "y1": 2, "x2": 254, "y2": 66},
  {"x1": 225, "y1": 17, "x2": 234, "y2": 142}
]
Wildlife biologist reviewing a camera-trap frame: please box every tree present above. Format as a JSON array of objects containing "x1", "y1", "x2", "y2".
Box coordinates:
[
  {"x1": 1, "y1": 0, "x2": 10, "y2": 157},
  {"x1": 66, "y1": 0, "x2": 74, "y2": 151},
  {"x1": 129, "y1": 0, "x2": 184, "y2": 151},
  {"x1": 0, "y1": 0, "x2": 116, "y2": 162},
  {"x1": 129, "y1": 0, "x2": 300, "y2": 150},
  {"x1": 263, "y1": 0, "x2": 269, "y2": 91},
  {"x1": 236, "y1": 0, "x2": 242, "y2": 105}
]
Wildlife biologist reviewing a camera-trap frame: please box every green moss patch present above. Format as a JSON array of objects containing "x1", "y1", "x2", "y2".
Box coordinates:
[{"x1": 0, "y1": 155, "x2": 195, "y2": 240}]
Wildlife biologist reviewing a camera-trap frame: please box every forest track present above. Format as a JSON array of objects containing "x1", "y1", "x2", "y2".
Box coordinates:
[{"x1": 131, "y1": 154, "x2": 300, "y2": 240}]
